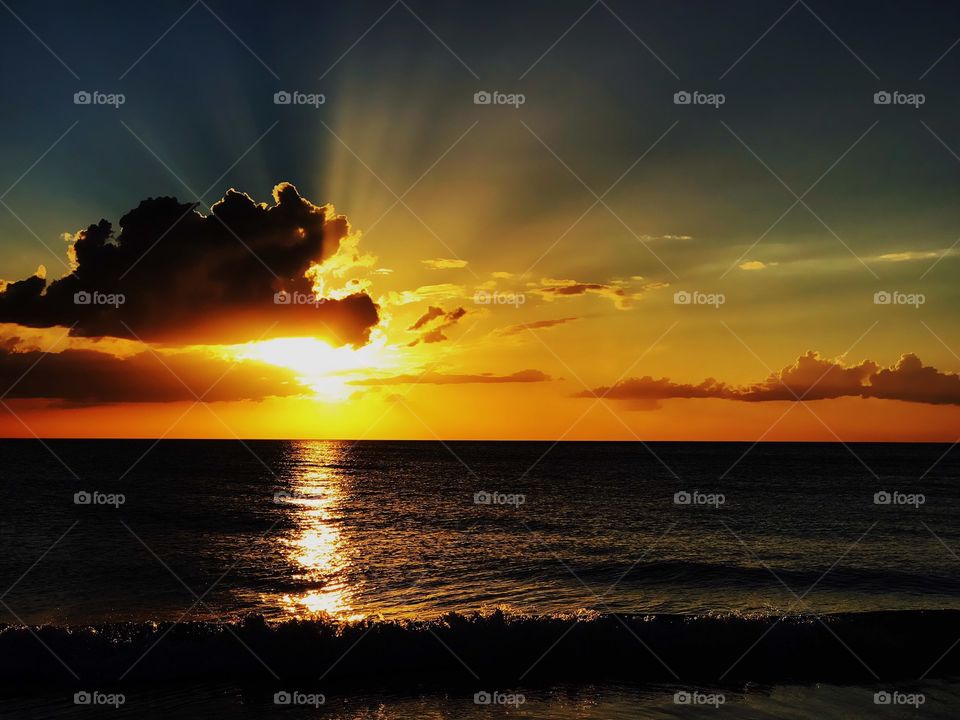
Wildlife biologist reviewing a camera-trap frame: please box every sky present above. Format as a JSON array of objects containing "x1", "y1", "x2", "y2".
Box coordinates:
[{"x1": 0, "y1": 0, "x2": 959, "y2": 440}]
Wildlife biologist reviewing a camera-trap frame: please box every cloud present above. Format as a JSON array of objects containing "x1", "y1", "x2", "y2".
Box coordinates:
[
  {"x1": 0, "y1": 183, "x2": 379, "y2": 346},
  {"x1": 873, "y1": 249, "x2": 956, "y2": 263},
  {"x1": 380, "y1": 283, "x2": 464, "y2": 306},
  {"x1": 530, "y1": 278, "x2": 666, "y2": 309},
  {"x1": 407, "y1": 306, "x2": 467, "y2": 347},
  {"x1": 496, "y1": 317, "x2": 578, "y2": 336},
  {"x1": 868, "y1": 353, "x2": 960, "y2": 405},
  {"x1": 577, "y1": 376, "x2": 734, "y2": 409},
  {"x1": 0, "y1": 339, "x2": 307, "y2": 405},
  {"x1": 638, "y1": 234, "x2": 693, "y2": 241},
  {"x1": 739, "y1": 260, "x2": 773, "y2": 271},
  {"x1": 350, "y1": 369, "x2": 552, "y2": 385},
  {"x1": 408, "y1": 306, "x2": 445, "y2": 331},
  {"x1": 491, "y1": 271, "x2": 514, "y2": 279},
  {"x1": 576, "y1": 351, "x2": 960, "y2": 408},
  {"x1": 421, "y1": 258, "x2": 468, "y2": 270}
]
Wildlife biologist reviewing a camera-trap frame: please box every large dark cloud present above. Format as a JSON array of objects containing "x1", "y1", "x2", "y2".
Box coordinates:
[
  {"x1": 577, "y1": 352, "x2": 960, "y2": 408},
  {"x1": 0, "y1": 339, "x2": 307, "y2": 405},
  {"x1": 0, "y1": 183, "x2": 379, "y2": 346}
]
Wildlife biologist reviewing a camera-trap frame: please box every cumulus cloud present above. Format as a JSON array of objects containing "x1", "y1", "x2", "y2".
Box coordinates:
[
  {"x1": 407, "y1": 306, "x2": 467, "y2": 347},
  {"x1": 421, "y1": 258, "x2": 468, "y2": 270},
  {"x1": 496, "y1": 317, "x2": 578, "y2": 336},
  {"x1": 576, "y1": 351, "x2": 960, "y2": 408},
  {"x1": 0, "y1": 183, "x2": 379, "y2": 346},
  {"x1": 868, "y1": 353, "x2": 960, "y2": 404},
  {"x1": 350, "y1": 369, "x2": 551, "y2": 385},
  {"x1": 0, "y1": 338, "x2": 307, "y2": 405}
]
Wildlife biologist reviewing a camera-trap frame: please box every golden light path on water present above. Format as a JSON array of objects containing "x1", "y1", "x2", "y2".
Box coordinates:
[{"x1": 274, "y1": 442, "x2": 364, "y2": 621}]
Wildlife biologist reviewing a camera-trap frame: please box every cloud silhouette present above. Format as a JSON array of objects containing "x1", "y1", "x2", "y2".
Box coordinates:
[
  {"x1": 0, "y1": 183, "x2": 379, "y2": 346},
  {"x1": 531, "y1": 278, "x2": 667, "y2": 309},
  {"x1": 0, "y1": 339, "x2": 307, "y2": 405},
  {"x1": 577, "y1": 352, "x2": 960, "y2": 407},
  {"x1": 407, "y1": 306, "x2": 467, "y2": 347},
  {"x1": 408, "y1": 306, "x2": 445, "y2": 331},
  {"x1": 496, "y1": 317, "x2": 578, "y2": 336}
]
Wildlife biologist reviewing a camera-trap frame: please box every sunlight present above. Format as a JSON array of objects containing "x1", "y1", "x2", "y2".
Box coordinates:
[
  {"x1": 227, "y1": 331, "x2": 398, "y2": 401},
  {"x1": 275, "y1": 442, "x2": 364, "y2": 621}
]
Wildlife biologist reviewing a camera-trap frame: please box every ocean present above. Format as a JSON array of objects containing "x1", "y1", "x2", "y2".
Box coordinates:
[{"x1": 0, "y1": 439, "x2": 958, "y2": 717}]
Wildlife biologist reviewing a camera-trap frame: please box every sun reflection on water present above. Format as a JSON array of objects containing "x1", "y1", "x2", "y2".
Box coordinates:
[{"x1": 275, "y1": 442, "x2": 363, "y2": 620}]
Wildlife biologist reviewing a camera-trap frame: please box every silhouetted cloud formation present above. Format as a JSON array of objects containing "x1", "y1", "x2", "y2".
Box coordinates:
[
  {"x1": 578, "y1": 352, "x2": 960, "y2": 407},
  {"x1": 351, "y1": 369, "x2": 551, "y2": 385},
  {"x1": 496, "y1": 317, "x2": 578, "y2": 336},
  {"x1": 408, "y1": 306, "x2": 445, "y2": 331},
  {"x1": 531, "y1": 278, "x2": 667, "y2": 309},
  {"x1": 0, "y1": 338, "x2": 307, "y2": 405},
  {"x1": 407, "y1": 306, "x2": 466, "y2": 347},
  {"x1": 0, "y1": 183, "x2": 379, "y2": 346}
]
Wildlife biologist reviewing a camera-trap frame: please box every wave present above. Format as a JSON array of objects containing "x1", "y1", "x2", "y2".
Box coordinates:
[{"x1": 1, "y1": 610, "x2": 957, "y2": 688}]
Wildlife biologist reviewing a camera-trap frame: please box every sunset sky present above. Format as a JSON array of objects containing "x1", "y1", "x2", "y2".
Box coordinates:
[{"x1": 1, "y1": 1, "x2": 959, "y2": 440}]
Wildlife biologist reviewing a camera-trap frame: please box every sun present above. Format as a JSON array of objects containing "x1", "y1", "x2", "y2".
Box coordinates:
[{"x1": 227, "y1": 332, "x2": 396, "y2": 402}]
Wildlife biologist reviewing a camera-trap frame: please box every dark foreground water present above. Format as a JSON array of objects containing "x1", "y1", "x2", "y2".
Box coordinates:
[{"x1": 0, "y1": 440, "x2": 958, "y2": 717}]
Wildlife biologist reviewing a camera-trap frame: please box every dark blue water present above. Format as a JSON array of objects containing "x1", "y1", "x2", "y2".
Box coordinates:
[{"x1": 0, "y1": 440, "x2": 958, "y2": 717}]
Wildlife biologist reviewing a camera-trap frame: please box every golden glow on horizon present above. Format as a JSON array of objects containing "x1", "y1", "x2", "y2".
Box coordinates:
[{"x1": 227, "y1": 332, "x2": 400, "y2": 402}]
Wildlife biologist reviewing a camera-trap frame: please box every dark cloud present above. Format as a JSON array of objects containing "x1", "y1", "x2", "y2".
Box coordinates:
[
  {"x1": 0, "y1": 340, "x2": 307, "y2": 405},
  {"x1": 496, "y1": 317, "x2": 578, "y2": 336},
  {"x1": 577, "y1": 352, "x2": 960, "y2": 408},
  {"x1": 867, "y1": 353, "x2": 960, "y2": 405},
  {"x1": 736, "y1": 351, "x2": 876, "y2": 402},
  {"x1": 583, "y1": 376, "x2": 734, "y2": 402},
  {"x1": 408, "y1": 306, "x2": 445, "y2": 331},
  {"x1": 0, "y1": 183, "x2": 379, "y2": 346},
  {"x1": 351, "y1": 369, "x2": 552, "y2": 385},
  {"x1": 407, "y1": 306, "x2": 466, "y2": 347},
  {"x1": 531, "y1": 278, "x2": 666, "y2": 309}
]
